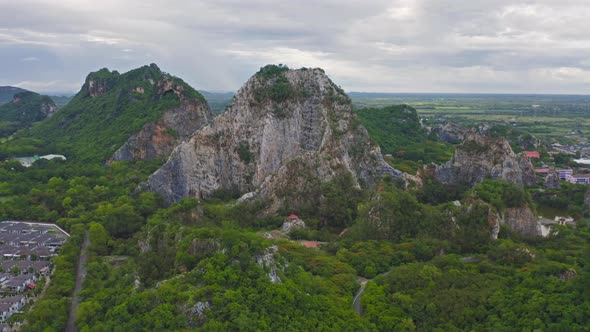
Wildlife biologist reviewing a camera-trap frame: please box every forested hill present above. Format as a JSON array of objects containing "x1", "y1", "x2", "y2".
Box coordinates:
[
  {"x1": 0, "y1": 86, "x2": 27, "y2": 104},
  {"x1": 0, "y1": 90, "x2": 56, "y2": 137},
  {"x1": 355, "y1": 105, "x2": 454, "y2": 172},
  {"x1": 24, "y1": 64, "x2": 211, "y2": 162}
]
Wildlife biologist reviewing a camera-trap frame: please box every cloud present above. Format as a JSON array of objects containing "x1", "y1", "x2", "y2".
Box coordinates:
[
  {"x1": 0, "y1": 0, "x2": 589, "y2": 93},
  {"x1": 12, "y1": 80, "x2": 82, "y2": 93},
  {"x1": 21, "y1": 56, "x2": 40, "y2": 62}
]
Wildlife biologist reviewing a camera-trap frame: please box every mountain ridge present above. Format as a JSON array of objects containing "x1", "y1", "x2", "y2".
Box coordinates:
[
  {"x1": 26, "y1": 64, "x2": 213, "y2": 162},
  {"x1": 143, "y1": 65, "x2": 404, "y2": 212}
]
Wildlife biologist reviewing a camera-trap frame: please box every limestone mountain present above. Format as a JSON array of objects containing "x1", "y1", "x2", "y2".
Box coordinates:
[
  {"x1": 435, "y1": 129, "x2": 536, "y2": 186},
  {"x1": 143, "y1": 65, "x2": 403, "y2": 211},
  {"x1": 28, "y1": 64, "x2": 213, "y2": 161},
  {"x1": 0, "y1": 90, "x2": 56, "y2": 136}
]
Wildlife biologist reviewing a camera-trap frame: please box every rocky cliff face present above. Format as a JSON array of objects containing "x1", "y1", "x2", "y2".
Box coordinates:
[
  {"x1": 110, "y1": 77, "x2": 212, "y2": 162},
  {"x1": 502, "y1": 206, "x2": 540, "y2": 237},
  {"x1": 544, "y1": 169, "x2": 561, "y2": 189},
  {"x1": 84, "y1": 68, "x2": 119, "y2": 98},
  {"x1": 481, "y1": 202, "x2": 539, "y2": 239},
  {"x1": 435, "y1": 129, "x2": 536, "y2": 186},
  {"x1": 143, "y1": 65, "x2": 403, "y2": 209},
  {"x1": 430, "y1": 122, "x2": 467, "y2": 144}
]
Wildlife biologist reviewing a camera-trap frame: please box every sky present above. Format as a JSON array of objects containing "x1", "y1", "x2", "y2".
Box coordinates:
[{"x1": 1, "y1": 0, "x2": 590, "y2": 94}]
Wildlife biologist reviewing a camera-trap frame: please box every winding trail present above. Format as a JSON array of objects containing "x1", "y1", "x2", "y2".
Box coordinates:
[
  {"x1": 352, "y1": 279, "x2": 368, "y2": 315},
  {"x1": 66, "y1": 231, "x2": 90, "y2": 332},
  {"x1": 353, "y1": 271, "x2": 391, "y2": 316}
]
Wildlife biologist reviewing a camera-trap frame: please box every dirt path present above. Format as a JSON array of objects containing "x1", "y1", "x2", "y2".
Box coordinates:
[
  {"x1": 66, "y1": 231, "x2": 90, "y2": 332},
  {"x1": 353, "y1": 271, "x2": 391, "y2": 316},
  {"x1": 352, "y1": 279, "x2": 368, "y2": 315}
]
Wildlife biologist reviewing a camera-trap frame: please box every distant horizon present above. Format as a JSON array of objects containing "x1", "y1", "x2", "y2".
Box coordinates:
[
  {"x1": 3, "y1": 84, "x2": 590, "y2": 99},
  {"x1": 14, "y1": 89, "x2": 590, "y2": 98}
]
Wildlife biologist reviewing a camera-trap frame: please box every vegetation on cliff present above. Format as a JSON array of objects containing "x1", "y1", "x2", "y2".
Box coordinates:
[
  {"x1": 0, "y1": 91, "x2": 56, "y2": 136},
  {"x1": 355, "y1": 105, "x2": 453, "y2": 172},
  {"x1": 0, "y1": 65, "x2": 586, "y2": 331},
  {"x1": 0, "y1": 86, "x2": 27, "y2": 104},
  {"x1": 6, "y1": 64, "x2": 207, "y2": 162}
]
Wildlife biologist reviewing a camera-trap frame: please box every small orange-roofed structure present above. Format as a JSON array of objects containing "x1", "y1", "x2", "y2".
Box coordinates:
[
  {"x1": 524, "y1": 151, "x2": 540, "y2": 158},
  {"x1": 301, "y1": 241, "x2": 321, "y2": 249}
]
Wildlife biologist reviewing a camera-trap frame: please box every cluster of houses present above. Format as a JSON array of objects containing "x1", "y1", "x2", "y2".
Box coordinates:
[
  {"x1": 0, "y1": 221, "x2": 68, "y2": 323},
  {"x1": 0, "y1": 295, "x2": 26, "y2": 324},
  {"x1": 550, "y1": 142, "x2": 590, "y2": 157},
  {"x1": 524, "y1": 150, "x2": 590, "y2": 185},
  {"x1": 534, "y1": 167, "x2": 590, "y2": 185}
]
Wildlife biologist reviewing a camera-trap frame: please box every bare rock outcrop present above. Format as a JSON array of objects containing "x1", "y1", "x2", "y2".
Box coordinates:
[
  {"x1": 85, "y1": 68, "x2": 119, "y2": 97},
  {"x1": 483, "y1": 203, "x2": 540, "y2": 238},
  {"x1": 109, "y1": 67, "x2": 213, "y2": 162},
  {"x1": 544, "y1": 169, "x2": 561, "y2": 189},
  {"x1": 435, "y1": 130, "x2": 536, "y2": 186},
  {"x1": 502, "y1": 206, "x2": 540, "y2": 237},
  {"x1": 430, "y1": 122, "x2": 467, "y2": 143},
  {"x1": 110, "y1": 86, "x2": 212, "y2": 162},
  {"x1": 143, "y1": 65, "x2": 403, "y2": 210}
]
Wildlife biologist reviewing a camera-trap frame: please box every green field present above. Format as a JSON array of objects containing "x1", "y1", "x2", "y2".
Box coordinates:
[{"x1": 350, "y1": 93, "x2": 590, "y2": 145}]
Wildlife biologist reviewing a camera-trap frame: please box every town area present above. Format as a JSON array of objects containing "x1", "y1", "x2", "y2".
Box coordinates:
[{"x1": 0, "y1": 221, "x2": 68, "y2": 331}]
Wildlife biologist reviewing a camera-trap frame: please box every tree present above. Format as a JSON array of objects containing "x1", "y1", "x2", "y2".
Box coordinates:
[
  {"x1": 88, "y1": 222, "x2": 109, "y2": 256},
  {"x1": 320, "y1": 172, "x2": 363, "y2": 228}
]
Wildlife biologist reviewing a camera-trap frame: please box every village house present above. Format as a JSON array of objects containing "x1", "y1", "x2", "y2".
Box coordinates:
[
  {"x1": 1, "y1": 274, "x2": 36, "y2": 294},
  {"x1": 524, "y1": 151, "x2": 540, "y2": 159},
  {"x1": 0, "y1": 295, "x2": 26, "y2": 313},
  {"x1": 538, "y1": 216, "x2": 576, "y2": 237},
  {"x1": 534, "y1": 168, "x2": 549, "y2": 176},
  {"x1": 556, "y1": 169, "x2": 573, "y2": 180},
  {"x1": 0, "y1": 303, "x2": 14, "y2": 322},
  {"x1": 566, "y1": 173, "x2": 590, "y2": 185}
]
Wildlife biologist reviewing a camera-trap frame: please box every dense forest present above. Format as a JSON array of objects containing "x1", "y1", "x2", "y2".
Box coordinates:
[
  {"x1": 355, "y1": 105, "x2": 454, "y2": 173},
  {"x1": 0, "y1": 153, "x2": 584, "y2": 331},
  {"x1": 0, "y1": 70, "x2": 588, "y2": 331}
]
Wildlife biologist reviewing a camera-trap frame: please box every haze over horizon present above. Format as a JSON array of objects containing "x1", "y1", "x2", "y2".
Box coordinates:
[{"x1": 1, "y1": 0, "x2": 590, "y2": 95}]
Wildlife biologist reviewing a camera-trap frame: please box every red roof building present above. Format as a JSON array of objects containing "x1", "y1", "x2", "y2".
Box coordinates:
[
  {"x1": 287, "y1": 214, "x2": 299, "y2": 220},
  {"x1": 534, "y1": 168, "x2": 550, "y2": 174},
  {"x1": 524, "y1": 151, "x2": 541, "y2": 158},
  {"x1": 301, "y1": 241, "x2": 321, "y2": 249}
]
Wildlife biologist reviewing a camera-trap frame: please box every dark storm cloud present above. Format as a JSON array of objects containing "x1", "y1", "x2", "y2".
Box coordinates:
[{"x1": 0, "y1": 0, "x2": 589, "y2": 93}]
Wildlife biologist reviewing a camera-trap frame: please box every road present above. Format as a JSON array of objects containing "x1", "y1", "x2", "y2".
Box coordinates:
[
  {"x1": 353, "y1": 271, "x2": 391, "y2": 316},
  {"x1": 352, "y1": 279, "x2": 368, "y2": 315},
  {"x1": 66, "y1": 231, "x2": 90, "y2": 332}
]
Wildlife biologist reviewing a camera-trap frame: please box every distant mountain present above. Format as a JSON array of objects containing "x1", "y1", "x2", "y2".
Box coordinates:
[
  {"x1": 0, "y1": 86, "x2": 28, "y2": 104},
  {"x1": 198, "y1": 90, "x2": 234, "y2": 114},
  {"x1": 0, "y1": 90, "x2": 57, "y2": 137},
  {"x1": 28, "y1": 64, "x2": 213, "y2": 162},
  {"x1": 48, "y1": 95, "x2": 74, "y2": 108}
]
